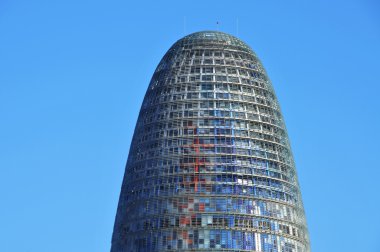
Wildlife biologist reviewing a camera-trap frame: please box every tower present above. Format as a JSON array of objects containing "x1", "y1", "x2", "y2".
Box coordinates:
[{"x1": 111, "y1": 31, "x2": 310, "y2": 251}]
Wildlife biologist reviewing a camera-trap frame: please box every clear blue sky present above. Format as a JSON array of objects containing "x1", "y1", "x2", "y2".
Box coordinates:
[{"x1": 1, "y1": 0, "x2": 379, "y2": 251}]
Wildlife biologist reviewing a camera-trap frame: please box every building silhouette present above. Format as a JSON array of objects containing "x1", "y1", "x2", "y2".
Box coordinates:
[{"x1": 111, "y1": 31, "x2": 310, "y2": 252}]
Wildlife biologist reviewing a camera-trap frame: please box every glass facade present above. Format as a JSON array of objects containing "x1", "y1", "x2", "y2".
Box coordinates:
[{"x1": 111, "y1": 31, "x2": 310, "y2": 252}]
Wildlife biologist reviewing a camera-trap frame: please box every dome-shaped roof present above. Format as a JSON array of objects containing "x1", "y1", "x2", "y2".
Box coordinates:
[{"x1": 173, "y1": 30, "x2": 253, "y2": 53}]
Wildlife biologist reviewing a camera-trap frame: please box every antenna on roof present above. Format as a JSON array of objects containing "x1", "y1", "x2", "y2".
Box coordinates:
[
  {"x1": 236, "y1": 18, "x2": 239, "y2": 37},
  {"x1": 183, "y1": 16, "x2": 187, "y2": 35}
]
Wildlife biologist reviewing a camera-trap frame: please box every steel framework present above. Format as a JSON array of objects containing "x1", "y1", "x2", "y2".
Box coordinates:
[{"x1": 111, "y1": 31, "x2": 310, "y2": 252}]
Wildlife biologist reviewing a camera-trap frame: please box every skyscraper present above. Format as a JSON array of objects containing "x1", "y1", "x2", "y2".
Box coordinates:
[{"x1": 111, "y1": 31, "x2": 310, "y2": 252}]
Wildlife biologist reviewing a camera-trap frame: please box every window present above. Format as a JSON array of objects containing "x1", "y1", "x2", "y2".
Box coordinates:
[
  {"x1": 215, "y1": 67, "x2": 226, "y2": 73},
  {"x1": 202, "y1": 67, "x2": 213, "y2": 73},
  {"x1": 216, "y1": 75, "x2": 227, "y2": 81},
  {"x1": 227, "y1": 68, "x2": 237, "y2": 74},
  {"x1": 201, "y1": 83, "x2": 213, "y2": 90},
  {"x1": 202, "y1": 75, "x2": 213, "y2": 81},
  {"x1": 215, "y1": 59, "x2": 224, "y2": 65},
  {"x1": 204, "y1": 50, "x2": 212, "y2": 57},
  {"x1": 203, "y1": 59, "x2": 213, "y2": 64},
  {"x1": 191, "y1": 67, "x2": 201, "y2": 73},
  {"x1": 216, "y1": 93, "x2": 229, "y2": 99},
  {"x1": 215, "y1": 83, "x2": 228, "y2": 91}
]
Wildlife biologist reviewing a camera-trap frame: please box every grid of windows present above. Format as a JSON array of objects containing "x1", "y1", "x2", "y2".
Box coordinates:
[{"x1": 111, "y1": 31, "x2": 310, "y2": 252}]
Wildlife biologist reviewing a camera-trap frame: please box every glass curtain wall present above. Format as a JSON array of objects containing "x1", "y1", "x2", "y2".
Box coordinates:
[{"x1": 111, "y1": 31, "x2": 310, "y2": 252}]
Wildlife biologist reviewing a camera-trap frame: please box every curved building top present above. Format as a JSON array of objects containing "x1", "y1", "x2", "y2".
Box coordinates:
[{"x1": 170, "y1": 30, "x2": 255, "y2": 54}]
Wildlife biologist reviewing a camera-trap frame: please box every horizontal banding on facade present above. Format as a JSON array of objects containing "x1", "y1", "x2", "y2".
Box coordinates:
[{"x1": 111, "y1": 31, "x2": 310, "y2": 252}]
